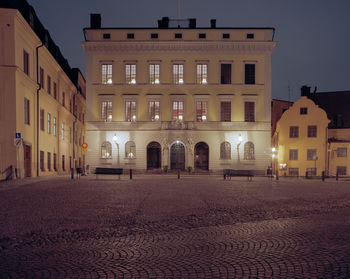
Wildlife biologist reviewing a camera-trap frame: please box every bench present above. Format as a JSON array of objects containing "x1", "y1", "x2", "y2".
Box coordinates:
[
  {"x1": 94, "y1": 167, "x2": 123, "y2": 179},
  {"x1": 223, "y1": 169, "x2": 254, "y2": 181}
]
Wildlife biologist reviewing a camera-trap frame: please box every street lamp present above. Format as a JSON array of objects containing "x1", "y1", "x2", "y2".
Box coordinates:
[
  {"x1": 113, "y1": 134, "x2": 120, "y2": 166},
  {"x1": 272, "y1": 147, "x2": 278, "y2": 180}
]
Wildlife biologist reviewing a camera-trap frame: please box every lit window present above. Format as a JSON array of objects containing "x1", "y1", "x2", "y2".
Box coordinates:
[
  {"x1": 53, "y1": 117, "x2": 56, "y2": 136},
  {"x1": 61, "y1": 123, "x2": 65, "y2": 140},
  {"x1": 220, "y1": 142, "x2": 231, "y2": 160},
  {"x1": 244, "y1": 142, "x2": 255, "y2": 160},
  {"x1": 125, "y1": 141, "x2": 136, "y2": 159},
  {"x1": 125, "y1": 64, "x2": 136, "y2": 84},
  {"x1": 101, "y1": 141, "x2": 112, "y2": 159},
  {"x1": 101, "y1": 101, "x2": 113, "y2": 122},
  {"x1": 244, "y1": 102, "x2": 255, "y2": 122},
  {"x1": 196, "y1": 64, "x2": 208, "y2": 84},
  {"x1": 196, "y1": 101, "x2": 208, "y2": 122},
  {"x1": 149, "y1": 64, "x2": 160, "y2": 84},
  {"x1": 101, "y1": 64, "x2": 113, "y2": 84},
  {"x1": 149, "y1": 101, "x2": 160, "y2": 121},
  {"x1": 172, "y1": 101, "x2": 184, "y2": 120},
  {"x1": 173, "y1": 64, "x2": 184, "y2": 84},
  {"x1": 125, "y1": 101, "x2": 137, "y2": 122}
]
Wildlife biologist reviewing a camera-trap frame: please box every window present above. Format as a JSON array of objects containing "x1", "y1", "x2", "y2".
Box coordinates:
[
  {"x1": 125, "y1": 141, "x2": 136, "y2": 159},
  {"x1": 125, "y1": 64, "x2": 136, "y2": 84},
  {"x1": 300, "y1": 107, "x2": 308, "y2": 115},
  {"x1": 47, "y1": 152, "x2": 51, "y2": 171},
  {"x1": 244, "y1": 142, "x2": 255, "y2": 160},
  {"x1": 149, "y1": 101, "x2": 160, "y2": 121},
  {"x1": 336, "y1": 166, "x2": 347, "y2": 176},
  {"x1": 289, "y1": 126, "x2": 299, "y2": 138},
  {"x1": 62, "y1": 155, "x2": 65, "y2": 171},
  {"x1": 307, "y1": 125, "x2": 317, "y2": 137},
  {"x1": 172, "y1": 101, "x2": 184, "y2": 120},
  {"x1": 247, "y1": 33, "x2": 254, "y2": 39},
  {"x1": 125, "y1": 101, "x2": 137, "y2": 122},
  {"x1": 103, "y1": 33, "x2": 110, "y2": 39},
  {"x1": 101, "y1": 141, "x2": 112, "y2": 158},
  {"x1": 53, "y1": 117, "x2": 56, "y2": 136},
  {"x1": 62, "y1": 92, "x2": 65, "y2": 107},
  {"x1": 289, "y1": 168, "x2": 299, "y2": 176},
  {"x1": 222, "y1": 33, "x2": 230, "y2": 39},
  {"x1": 244, "y1": 102, "x2": 255, "y2": 122},
  {"x1": 24, "y1": 98, "x2": 30, "y2": 125},
  {"x1": 336, "y1": 148, "x2": 347, "y2": 157},
  {"x1": 23, "y1": 50, "x2": 29, "y2": 75},
  {"x1": 173, "y1": 64, "x2": 184, "y2": 84},
  {"x1": 289, "y1": 149, "x2": 298, "y2": 160},
  {"x1": 196, "y1": 64, "x2": 208, "y2": 84},
  {"x1": 47, "y1": 75, "x2": 51, "y2": 94},
  {"x1": 61, "y1": 123, "x2": 64, "y2": 140},
  {"x1": 101, "y1": 101, "x2": 113, "y2": 122},
  {"x1": 53, "y1": 153, "x2": 57, "y2": 171},
  {"x1": 149, "y1": 64, "x2": 160, "y2": 84},
  {"x1": 39, "y1": 67, "x2": 44, "y2": 89},
  {"x1": 306, "y1": 168, "x2": 316, "y2": 176},
  {"x1": 40, "y1": 151, "x2": 44, "y2": 171},
  {"x1": 53, "y1": 82, "x2": 57, "y2": 99},
  {"x1": 196, "y1": 101, "x2": 208, "y2": 121},
  {"x1": 220, "y1": 101, "x2": 231, "y2": 122},
  {"x1": 47, "y1": 113, "x2": 51, "y2": 134},
  {"x1": 101, "y1": 64, "x2": 113, "y2": 84},
  {"x1": 307, "y1": 149, "x2": 317, "y2": 160},
  {"x1": 151, "y1": 33, "x2": 158, "y2": 39},
  {"x1": 175, "y1": 33, "x2": 182, "y2": 39},
  {"x1": 199, "y1": 33, "x2": 206, "y2": 39},
  {"x1": 245, "y1": 64, "x2": 255, "y2": 84},
  {"x1": 127, "y1": 33, "x2": 134, "y2": 39},
  {"x1": 221, "y1": 64, "x2": 231, "y2": 84},
  {"x1": 40, "y1": 109, "x2": 45, "y2": 131},
  {"x1": 220, "y1": 142, "x2": 231, "y2": 160}
]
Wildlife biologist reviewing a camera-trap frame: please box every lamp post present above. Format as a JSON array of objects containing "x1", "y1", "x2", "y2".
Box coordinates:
[
  {"x1": 314, "y1": 155, "x2": 318, "y2": 176},
  {"x1": 237, "y1": 134, "x2": 243, "y2": 163},
  {"x1": 113, "y1": 134, "x2": 120, "y2": 166},
  {"x1": 272, "y1": 147, "x2": 278, "y2": 180}
]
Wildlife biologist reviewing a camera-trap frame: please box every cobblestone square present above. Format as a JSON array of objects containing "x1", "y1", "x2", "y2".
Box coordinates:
[{"x1": 1, "y1": 175, "x2": 350, "y2": 278}]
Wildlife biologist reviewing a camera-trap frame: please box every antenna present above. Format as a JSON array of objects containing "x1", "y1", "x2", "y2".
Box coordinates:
[{"x1": 177, "y1": 0, "x2": 181, "y2": 27}]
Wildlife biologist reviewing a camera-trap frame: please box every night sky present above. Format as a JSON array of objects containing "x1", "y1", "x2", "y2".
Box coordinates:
[{"x1": 28, "y1": 0, "x2": 350, "y2": 101}]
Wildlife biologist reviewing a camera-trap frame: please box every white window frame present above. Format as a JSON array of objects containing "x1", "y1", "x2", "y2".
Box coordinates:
[
  {"x1": 101, "y1": 62, "x2": 113, "y2": 84},
  {"x1": 149, "y1": 62, "x2": 160, "y2": 84},
  {"x1": 99, "y1": 94, "x2": 114, "y2": 122},
  {"x1": 123, "y1": 95, "x2": 138, "y2": 122},
  {"x1": 170, "y1": 94, "x2": 186, "y2": 121},
  {"x1": 125, "y1": 141, "x2": 136, "y2": 159},
  {"x1": 53, "y1": 117, "x2": 57, "y2": 136},
  {"x1": 196, "y1": 62, "x2": 208, "y2": 84},
  {"x1": 194, "y1": 95, "x2": 209, "y2": 122},
  {"x1": 146, "y1": 95, "x2": 161, "y2": 121},
  {"x1": 125, "y1": 62, "x2": 137, "y2": 84},
  {"x1": 172, "y1": 62, "x2": 184, "y2": 84},
  {"x1": 61, "y1": 123, "x2": 65, "y2": 140},
  {"x1": 47, "y1": 113, "x2": 51, "y2": 134}
]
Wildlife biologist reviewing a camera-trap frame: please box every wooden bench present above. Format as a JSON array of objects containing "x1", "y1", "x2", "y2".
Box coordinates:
[
  {"x1": 223, "y1": 169, "x2": 254, "y2": 181},
  {"x1": 94, "y1": 167, "x2": 123, "y2": 179}
]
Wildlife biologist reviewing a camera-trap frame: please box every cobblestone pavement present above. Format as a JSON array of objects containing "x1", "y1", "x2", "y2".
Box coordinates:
[{"x1": 1, "y1": 175, "x2": 350, "y2": 278}]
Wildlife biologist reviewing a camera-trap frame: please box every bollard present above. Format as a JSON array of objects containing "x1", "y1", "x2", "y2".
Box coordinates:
[
  {"x1": 305, "y1": 171, "x2": 308, "y2": 179},
  {"x1": 336, "y1": 172, "x2": 339, "y2": 181},
  {"x1": 71, "y1": 168, "x2": 74, "y2": 179},
  {"x1": 177, "y1": 169, "x2": 180, "y2": 179},
  {"x1": 322, "y1": 171, "x2": 325, "y2": 182},
  {"x1": 129, "y1": 169, "x2": 132, "y2": 180},
  {"x1": 276, "y1": 170, "x2": 279, "y2": 181}
]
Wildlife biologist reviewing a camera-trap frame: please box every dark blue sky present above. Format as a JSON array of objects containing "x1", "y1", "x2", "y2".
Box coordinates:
[{"x1": 28, "y1": 0, "x2": 350, "y2": 101}]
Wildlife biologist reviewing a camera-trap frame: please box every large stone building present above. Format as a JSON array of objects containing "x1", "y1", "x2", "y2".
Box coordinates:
[
  {"x1": 83, "y1": 16, "x2": 276, "y2": 173},
  {"x1": 0, "y1": 0, "x2": 86, "y2": 179}
]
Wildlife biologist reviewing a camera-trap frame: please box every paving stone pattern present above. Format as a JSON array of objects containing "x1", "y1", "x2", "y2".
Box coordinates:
[{"x1": 0, "y1": 176, "x2": 350, "y2": 278}]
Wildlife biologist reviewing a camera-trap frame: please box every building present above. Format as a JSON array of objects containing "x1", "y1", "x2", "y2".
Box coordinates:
[
  {"x1": 271, "y1": 99, "x2": 293, "y2": 136},
  {"x1": 0, "y1": 0, "x2": 86, "y2": 179},
  {"x1": 83, "y1": 16, "x2": 276, "y2": 173},
  {"x1": 273, "y1": 96, "x2": 330, "y2": 177}
]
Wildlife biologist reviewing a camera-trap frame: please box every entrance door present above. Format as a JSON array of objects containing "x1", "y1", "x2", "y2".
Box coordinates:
[
  {"x1": 194, "y1": 142, "x2": 209, "y2": 170},
  {"x1": 147, "y1": 141, "x2": 161, "y2": 169},
  {"x1": 170, "y1": 142, "x2": 185, "y2": 170},
  {"x1": 23, "y1": 144, "x2": 31, "y2": 177}
]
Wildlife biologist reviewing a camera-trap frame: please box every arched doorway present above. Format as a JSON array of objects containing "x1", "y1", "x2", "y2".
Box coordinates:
[
  {"x1": 170, "y1": 142, "x2": 185, "y2": 170},
  {"x1": 147, "y1": 141, "x2": 161, "y2": 169},
  {"x1": 194, "y1": 142, "x2": 209, "y2": 170}
]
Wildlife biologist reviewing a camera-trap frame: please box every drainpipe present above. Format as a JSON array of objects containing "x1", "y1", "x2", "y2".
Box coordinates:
[{"x1": 36, "y1": 43, "x2": 44, "y2": 177}]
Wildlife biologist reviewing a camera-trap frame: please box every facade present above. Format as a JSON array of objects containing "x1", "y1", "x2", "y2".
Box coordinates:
[
  {"x1": 0, "y1": 1, "x2": 86, "y2": 179},
  {"x1": 328, "y1": 129, "x2": 350, "y2": 176},
  {"x1": 83, "y1": 16, "x2": 276, "y2": 173},
  {"x1": 271, "y1": 99, "x2": 293, "y2": 136}
]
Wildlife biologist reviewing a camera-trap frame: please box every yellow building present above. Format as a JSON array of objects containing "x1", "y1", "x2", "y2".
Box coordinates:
[
  {"x1": 0, "y1": 1, "x2": 86, "y2": 179},
  {"x1": 83, "y1": 16, "x2": 276, "y2": 173},
  {"x1": 328, "y1": 129, "x2": 350, "y2": 177},
  {"x1": 273, "y1": 97, "x2": 330, "y2": 177}
]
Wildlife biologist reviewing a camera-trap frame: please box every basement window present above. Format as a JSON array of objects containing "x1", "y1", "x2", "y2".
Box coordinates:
[
  {"x1": 247, "y1": 33, "x2": 255, "y2": 39},
  {"x1": 175, "y1": 33, "x2": 182, "y2": 39},
  {"x1": 127, "y1": 33, "x2": 135, "y2": 39},
  {"x1": 103, "y1": 33, "x2": 111, "y2": 39}
]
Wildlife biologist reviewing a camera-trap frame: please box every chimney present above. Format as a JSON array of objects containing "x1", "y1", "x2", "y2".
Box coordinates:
[
  {"x1": 158, "y1": 17, "x2": 169, "y2": 29},
  {"x1": 189, "y1": 18, "x2": 196, "y2": 28},
  {"x1": 300, "y1": 85, "x2": 311, "y2": 97},
  {"x1": 210, "y1": 19, "x2": 216, "y2": 28},
  {"x1": 90, "y1": 14, "x2": 101, "y2": 29}
]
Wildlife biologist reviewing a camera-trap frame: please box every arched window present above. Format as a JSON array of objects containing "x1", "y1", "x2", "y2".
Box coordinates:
[
  {"x1": 244, "y1": 142, "x2": 255, "y2": 160},
  {"x1": 125, "y1": 141, "x2": 136, "y2": 159},
  {"x1": 220, "y1": 141, "x2": 231, "y2": 159},
  {"x1": 101, "y1": 141, "x2": 112, "y2": 158}
]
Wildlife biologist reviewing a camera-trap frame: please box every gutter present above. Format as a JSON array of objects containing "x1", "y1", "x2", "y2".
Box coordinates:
[{"x1": 36, "y1": 43, "x2": 44, "y2": 177}]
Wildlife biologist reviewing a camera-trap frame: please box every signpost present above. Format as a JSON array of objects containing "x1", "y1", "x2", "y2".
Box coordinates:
[{"x1": 14, "y1": 133, "x2": 22, "y2": 179}]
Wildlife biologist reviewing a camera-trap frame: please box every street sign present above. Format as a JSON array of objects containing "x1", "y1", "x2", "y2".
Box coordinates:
[
  {"x1": 15, "y1": 133, "x2": 21, "y2": 139},
  {"x1": 82, "y1": 142, "x2": 88, "y2": 149},
  {"x1": 14, "y1": 138, "x2": 23, "y2": 147}
]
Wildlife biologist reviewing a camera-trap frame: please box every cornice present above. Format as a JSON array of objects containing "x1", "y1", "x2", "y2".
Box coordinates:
[{"x1": 83, "y1": 41, "x2": 276, "y2": 54}]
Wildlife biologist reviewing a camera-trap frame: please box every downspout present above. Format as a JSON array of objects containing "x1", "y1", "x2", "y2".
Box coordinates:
[{"x1": 36, "y1": 43, "x2": 44, "y2": 177}]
